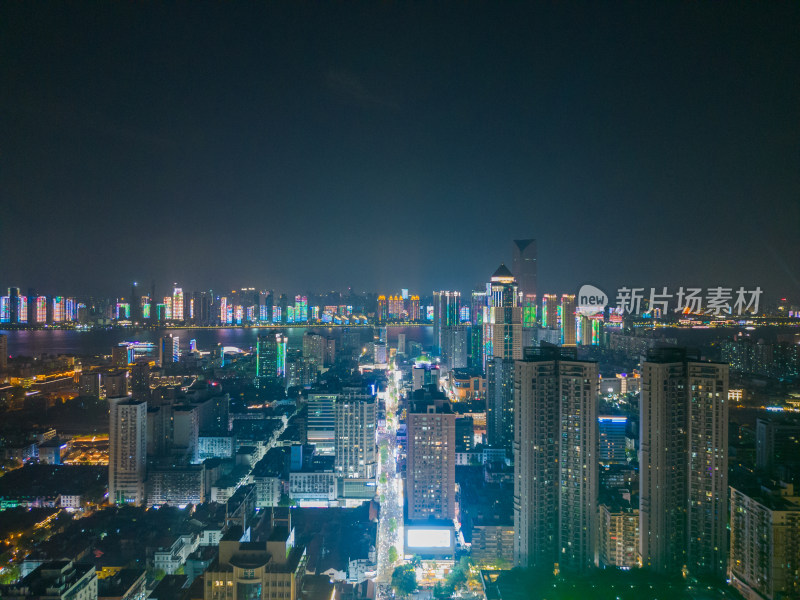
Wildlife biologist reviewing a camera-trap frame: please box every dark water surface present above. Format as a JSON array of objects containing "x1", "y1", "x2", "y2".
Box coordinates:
[{"x1": 1, "y1": 326, "x2": 433, "y2": 358}]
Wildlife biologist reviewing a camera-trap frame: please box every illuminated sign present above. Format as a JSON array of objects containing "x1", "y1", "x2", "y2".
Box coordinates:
[{"x1": 406, "y1": 528, "x2": 452, "y2": 549}]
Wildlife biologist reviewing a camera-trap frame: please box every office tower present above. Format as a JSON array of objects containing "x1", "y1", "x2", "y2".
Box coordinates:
[
  {"x1": 79, "y1": 373, "x2": 102, "y2": 398},
  {"x1": 541, "y1": 294, "x2": 558, "y2": 330},
  {"x1": 397, "y1": 333, "x2": 406, "y2": 355},
  {"x1": 256, "y1": 333, "x2": 287, "y2": 381},
  {"x1": 406, "y1": 399, "x2": 456, "y2": 520},
  {"x1": 374, "y1": 343, "x2": 387, "y2": 365},
  {"x1": 131, "y1": 362, "x2": 151, "y2": 399},
  {"x1": 260, "y1": 290, "x2": 274, "y2": 324},
  {"x1": 172, "y1": 286, "x2": 184, "y2": 321},
  {"x1": 483, "y1": 265, "x2": 522, "y2": 363},
  {"x1": 307, "y1": 394, "x2": 336, "y2": 454},
  {"x1": 104, "y1": 370, "x2": 130, "y2": 398},
  {"x1": 277, "y1": 293, "x2": 288, "y2": 323},
  {"x1": 34, "y1": 296, "x2": 47, "y2": 323},
  {"x1": 388, "y1": 295, "x2": 403, "y2": 320},
  {"x1": 455, "y1": 416, "x2": 474, "y2": 452},
  {"x1": 512, "y1": 239, "x2": 537, "y2": 319},
  {"x1": 598, "y1": 416, "x2": 627, "y2": 464},
  {"x1": 16, "y1": 295, "x2": 27, "y2": 324},
  {"x1": 112, "y1": 343, "x2": 133, "y2": 368},
  {"x1": 159, "y1": 335, "x2": 179, "y2": 366},
  {"x1": 486, "y1": 358, "x2": 514, "y2": 455},
  {"x1": 409, "y1": 295, "x2": 421, "y2": 321},
  {"x1": 25, "y1": 288, "x2": 36, "y2": 324},
  {"x1": 412, "y1": 364, "x2": 440, "y2": 391},
  {"x1": 173, "y1": 405, "x2": 199, "y2": 463},
  {"x1": 730, "y1": 483, "x2": 800, "y2": 600},
  {"x1": 294, "y1": 294, "x2": 308, "y2": 322},
  {"x1": 470, "y1": 290, "x2": 486, "y2": 371},
  {"x1": 109, "y1": 397, "x2": 148, "y2": 504},
  {"x1": 441, "y1": 325, "x2": 468, "y2": 369},
  {"x1": 8, "y1": 287, "x2": 20, "y2": 324},
  {"x1": 484, "y1": 266, "x2": 523, "y2": 457},
  {"x1": 325, "y1": 338, "x2": 336, "y2": 366},
  {"x1": 433, "y1": 291, "x2": 461, "y2": 355},
  {"x1": 514, "y1": 347, "x2": 598, "y2": 572},
  {"x1": 377, "y1": 295, "x2": 387, "y2": 323},
  {"x1": 129, "y1": 282, "x2": 140, "y2": 321},
  {"x1": 302, "y1": 332, "x2": 326, "y2": 367},
  {"x1": 0, "y1": 296, "x2": 9, "y2": 323},
  {"x1": 286, "y1": 352, "x2": 317, "y2": 388},
  {"x1": 639, "y1": 348, "x2": 728, "y2": 577},
  {"x1": 335, "y1": 394, "x2": 377, "y2": 479},
  {"x1": 756, "y1": 416, "x2": 800, "y2": 472},
  {"x1": 0, "y1": 334, "x2": 6, "y2": 371},
  {"x1": 560, "y1": 294, "x2": 577, "y2": 346}
]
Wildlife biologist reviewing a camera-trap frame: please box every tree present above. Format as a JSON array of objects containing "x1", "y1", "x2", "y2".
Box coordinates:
[
  {"x1": 388, "y1": 546, "x2": 398, "y2": 564},
  {"x1": 391, "y1": 564, "x2": 417, "y2": 597}
]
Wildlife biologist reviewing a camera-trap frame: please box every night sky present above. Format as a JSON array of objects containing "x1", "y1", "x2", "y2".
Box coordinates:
[{"x1": 2, "y1": 3, "x2": 799, "y2": 299}]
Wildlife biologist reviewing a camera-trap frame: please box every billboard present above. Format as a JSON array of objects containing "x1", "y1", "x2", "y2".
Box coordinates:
[
  {"x1": 404, "y1": 523, "x2": 456, "y2": 557},
  {"x1": 407, "y1": 528, "x2": 451, "y2": 548}
]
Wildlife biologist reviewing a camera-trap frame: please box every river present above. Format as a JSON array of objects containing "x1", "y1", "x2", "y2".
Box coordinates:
[{"x1": 0, "y1": 326, "x2": 433, "y2": 358}]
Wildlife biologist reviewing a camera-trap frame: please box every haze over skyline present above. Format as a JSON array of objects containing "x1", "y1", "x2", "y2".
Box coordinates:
[{"x1": 1, "y1": 3, "x2": 799, "y2": 297}]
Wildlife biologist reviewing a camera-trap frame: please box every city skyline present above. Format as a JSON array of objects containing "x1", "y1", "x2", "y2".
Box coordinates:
[{"x1": 1, "y1": 3, "x2": 798, "y2": 296}]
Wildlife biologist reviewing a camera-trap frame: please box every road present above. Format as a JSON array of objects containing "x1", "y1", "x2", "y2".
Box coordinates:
[{"x1": 376, "y1": 362, "x2": 405, "y2": 596}]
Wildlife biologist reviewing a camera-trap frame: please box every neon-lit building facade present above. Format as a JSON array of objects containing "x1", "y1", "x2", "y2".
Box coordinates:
[
  {"x1": 35, "y1": 296, "x2": 47, "y2": 323},
  {"x1": 256, "y1": 333, "x2": 288, "y2": 379},
  {"x1": 560, "y1": 294, "x2": 577, "y2": 346},
  {"x1": 409, "y1": 296, "x2": 420, "y2": 321},
  {"x1": 52, "y1": 296, "x2": 66, "y2": 323},
  {"x1": 541, "y1": 294, "x2": 558, "y2": 329},
  {"x1": 172, "y1": 287, "x2": 184, "y2": 321},
  {"x1": 377, "y1": 295, "x2": 387, "y2": 323},
  {"x1": 219, "y1": 297, "x2": 228, "y2": 324}
]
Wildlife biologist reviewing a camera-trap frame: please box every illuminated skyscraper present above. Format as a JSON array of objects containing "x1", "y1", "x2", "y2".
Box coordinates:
[
  {"x1": 639, "y1": 348, "x2": 728, "y2": 577},
  {"x1": 433, "y1": 291, "x2": 461, "y2": 355},
  {"x1": 407, "y1": 398, "x2": 456, "y2": 520},
  {"x1": 0, "y1": 296, "x2": 9, "y2": 323},
  {"x1": 513, "y1": 239, "x2": 538, "y2": 327},
  {"x1": 219, "y1": 296, "x2": 228, "y2": 324},
  {"x1": 159, "y1": 335, "x2": 179, "y2": 366},
  {"x1": 409, "y1": 295, "x2": 420, "y2": 321},
  {"x1": 441, "y1": 325, "x2": 468, "y2": 370},
  {"x1": 387, "y1": 295, "x2": 404, "y2": 320},
  {"x1": 377, "y1": 295, "x2": 387, "y2": 324},
  {"x1": 335, "y1": 393, "x2": 378, "y2": 480},
  {"x1": 109, "y1": 396, "x2": 147, "y2": 505},
  {"x1": 34, "y1": 296, "x2": 47, "y2": 323},
  {"x1": 256, "y1": 333, "x2": 288, "y2": 380},
  {"x1": 514, "y1": 347, "x2": 598, "y2": 572},
  {"x1": 560, "y1": 294, "x2": 577, "y2": 346},
  {"x1": 295, "y1": 295, "x2": 308, "y2": 322},
  {"x1": 52, "y1": 296, "x2": 66, "y2": 323},
  {"x1": 172, "y1": 287, "x2": 184, "y2": 321},
  {"x1": 308, "y1": 393, "x2": 336, "y2": 454},
  {"x1": 8, "y1": 288, "x2": 20, "y2": 324},
  {"x1": 483, "y1": 265, "x2": 521, "y2": 362},
  {"x1": 541, "y1": 294, "x2": 558, "y2": 330}
]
